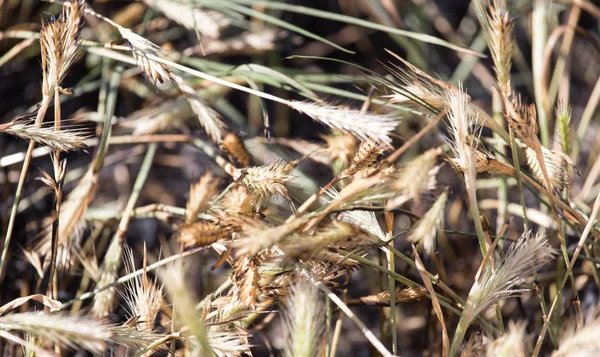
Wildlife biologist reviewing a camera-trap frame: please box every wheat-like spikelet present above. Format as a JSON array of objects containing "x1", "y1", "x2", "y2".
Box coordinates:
[
  {"x1": 242, "y1": 160, "x2": 295, "y2": 207},
  {"x1": 222, "y1": 133, "x2": 251, "y2": 167},
  {"x1": 322, "y1": 132, "x2": 356, "y2": 167},
  {"x1": 552, "y1": 318, "x2": 600, "y2": 356},
  {"x1": 142, "y1": 0, "x2": 231, "y2": 40},
  {"x1": 217, "y1": 184, "x2": 254, "y2": 216},
  {"x1": 178, "y1": 220, "x2": 232, "y2": 248},
  {"x1": 92, "y1": 237, "x2": 124, "y2": 317},
  {"x1": 281, "y1": 221, "x2": 362, "y2": 259},
  {"x1": 40, "y1": 0, "x2": 84, "y2": 95},
  {"x1": 118, "y1": 27, "x2": 173, "y2": 85},
  {"x1": 232, "y1": 255, "x2": 261, "y2": 309},
  {"x1": 186, "y1": 172, "x2": 219, "y2": 224},
  {"x1": 525, "y1": 145, "x2": 574, "y2": 191},
  {"x1": 232, "y1": 219, "x2": 303, "y2": 257},
  {"x1": 121, "y1": 246, "x2": 163, "y2": 331},
  {"x1": 407, "y1": 188, "x2": 448, "y2": 255},
  {"x1": 446, "y1": 85, "x2": 480, "y2": 178},
  {"x1": 121, "y1": 98, "x2": 192, "y2": 136},
  {"x1": 386, "y1": 148, "x2": 441, "y2": 210},
  {"x1": 487, "y1": 321, "x2": 527, "y2": 357},
  {"x1": 340, "y1": 141, "x2": 386, "y2": 178},
  {"x1": 288, "y1": 101, "x2": 399, "y2": 143},
  {"x1": 474, "y1": 0, "x2": 515, "y2": 92},
  {"x1": 0, "y1": 313, "x2": 111, "y2": 353},
  {"x1": 0, "y1": 120, "x2": 88, "y2": 151},
  {"x1": 555, "y1": 100, "x2": 572, "y2": 154},
  {"x1": 174, "y1": 75, "x2": 227, "y2": 142},
  {"x1": 347, "y1": 287, "x2": 427, "y2": 306},
  {"x1": 282, "y1": 280, "x2": 325, "y2": 357},
  {"x1": 502, "y1": 93, "x2": 540, "y2": 150},
  {"x1": 382, "y1": 52, "x2": 454, "y2": 110},
  {"x1": 470, "y1": 231, "x2": 554, "y2": 316},
  {"x1": 450, "y1": 232, "x2": 554, "y2": 356}
]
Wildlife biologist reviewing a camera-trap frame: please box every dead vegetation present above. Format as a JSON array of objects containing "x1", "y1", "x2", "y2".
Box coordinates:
[{"x1": 1, "y1": 0, "x2": 600, "y2": 356}]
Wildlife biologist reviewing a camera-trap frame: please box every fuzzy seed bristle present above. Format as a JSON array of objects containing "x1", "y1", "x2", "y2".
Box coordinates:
[
  {"x1": 288, "y1": 101, "x2": 399, "y2": 144},
  {"x1": 322, "y1": 132, "x2": 356, "y2": 167},
  {"x1": 407, "y1": 188, "x2": 448, "y2": 255},
  {"x1": 340, "y1": 141, "x2": 386, "y2": 178},
  {"x1": 40, "y1": 0, "x2": 85, "y2": 95},
  {"x1": 119, "y1": 28, "x2": 174, "y2": 86},
  {"x1": 0, "y1": 120, "x2": 88, "y2": 151},
  {"x1": 386, "y1": 148, "x2": 441, "y2": 210},
  {"x1": 242, "y1": 161, "x2": 295, "y2": 208},
  {"x1": 525, "y1": 146, "x2": 574, "y2": 192},
  {"x1": 178, "y1": 220, "x2": 231, "y2": 248}
]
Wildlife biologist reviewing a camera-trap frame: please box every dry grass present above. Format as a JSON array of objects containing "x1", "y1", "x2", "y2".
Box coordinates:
[{"x1": 1, "y1": 0, "x2": 600, "y2": 356}]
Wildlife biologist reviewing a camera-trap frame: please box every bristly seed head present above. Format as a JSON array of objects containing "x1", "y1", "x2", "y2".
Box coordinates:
[{"x1": 40, "y1": 0, "x2": 85, "y2": 95}]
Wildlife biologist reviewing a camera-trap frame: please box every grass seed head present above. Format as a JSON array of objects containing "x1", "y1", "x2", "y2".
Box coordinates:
[
  {"x1": 222, "y1": 132, "x2": 251, "y2": 167},
  {"x1": 119, "y1": 28, "x2": 174, "y2": 86},
  {"x1": 40, "y1": 0, "x2": 85, "y2": 95},
  {"x1": 289, "y1": 101, "x2": 399, "y2": 144},
  {"x1": 282, "y1": 279, "x2": 325, "y2": 357},
  {"x1": 0, "y1": 120, "x2": 88, "y2": 151},
  {"x1": 487, "y1": 321, "x2": 527, "y2": 357},
  {"x1": 407, "y1": 188, "x2": 448, "y2": 255},
  {"x1": 186, "y1": 172, "x2": 220, "y2": 224},
  {"x1": 386, "y1": 148, "x2": 441, "y2": 210}
]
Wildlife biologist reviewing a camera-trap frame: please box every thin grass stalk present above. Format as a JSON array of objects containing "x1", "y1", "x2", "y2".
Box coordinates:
[
  {"x1": 329, "y1": 274, "x2": 351, "y2": 357},
  {"x1": 92, "y1": 143, "x2": 157, "y2": 316},
  {"x1": 61, "y1": 246, "x2": 207, "y2": 310},
  {"x1": 492, "y1": 90, "x2": 507, "y2": 235},
  {"x1": 533, "y1": 190, "x2": 600, "y2": 357},
  {"x1": 572, "y1": 74, "x2": 600, "y2": 161},
  {"x1": 509, "y1": 128, "x2": 529, "y2": 231},
  {"x1": 544, "y1": 3, "x2": 581, "y2": 117},
  {"x1": 532, "y1": 0, "x2": 550, "y2": 148},
  {"x1": 0, "y1": 93, "x2": 53, "y2": 280},
  {"x1": 384, "y1": 212, "x2": 397, "y2": 355}
]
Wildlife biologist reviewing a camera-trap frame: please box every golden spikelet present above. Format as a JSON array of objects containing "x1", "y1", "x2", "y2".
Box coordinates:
[
  {"x1": 232, "y1": 255, "x2": 261, "y2": 309},
  {"x1": 386, "y1": 148, "x2": 441, "y2": 210},
  {"x1": 242, "y1": 160, "x2": 295, "y2": 207},
  {"x1": 218, "y1": 184, "x2": 254, "y2": 216},
  {"x1": 178, "y1": 220, "x2": 231, "y2": 248},
  {"x1": 503, "y1": 94, "x2": 540, "y2": 150},
  {"x1": 321, "y1": 132, "x2": 356, "y2": 167},
  {"x1": 40, "y1": 0, "x2": 85, "y2": 95},
  {"x1": 475, "y1": 0, "x2": 515, "y2": 92},
  {"x1": 347, "y1": 287, "x2": 427, "y2": 306},
  {"x1": 340, "y1": 141, "x2": 386, "y2": 178},
  {"x1": 222, "y1": 133, "x2": 251, "y2": 167},
  {"x1": 118, "y1": 28, "x2": 173, "y2": 85},
  {"x1": 185, "y1": 172, "x2": 219, "y2": 224}
]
